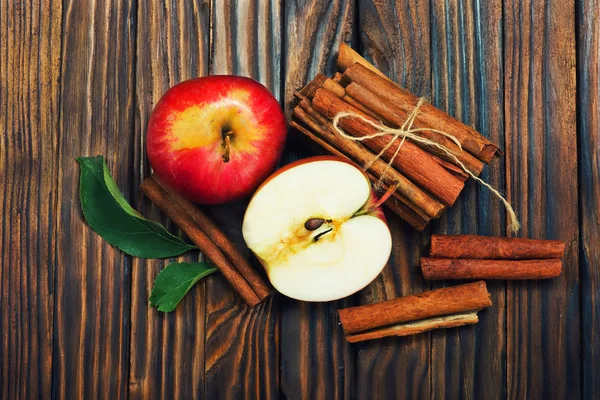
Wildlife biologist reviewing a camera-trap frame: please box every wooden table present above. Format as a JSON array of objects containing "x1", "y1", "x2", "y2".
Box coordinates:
[{"x1": 1, "y1": 1, "x2": 598, "y2": 399}]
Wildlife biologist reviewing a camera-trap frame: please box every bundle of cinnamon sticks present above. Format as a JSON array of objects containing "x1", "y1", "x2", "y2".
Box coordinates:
[{"x1": 291, "y1": 44, "x2": 501, "y2": 230}]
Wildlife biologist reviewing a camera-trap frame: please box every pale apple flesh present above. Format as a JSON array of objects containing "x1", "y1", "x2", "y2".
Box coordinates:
[{"x1": 242, "y1": 157, "x2": 392, "y2": 302}]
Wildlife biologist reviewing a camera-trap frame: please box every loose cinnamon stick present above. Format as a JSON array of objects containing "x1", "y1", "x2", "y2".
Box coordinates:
[
  {"x1": 293, "y1": 99, "x2": 445, "y2": 218},
  {"x1": 338, "y1": 281, "x2": 492, "y2": 341},
  {"x1": 420, "y1": 258, "x2": 563, "y2": 280},
  {"x1": 344, "y1": 312, "x2": 480, "y2": 343},
  {"x1": 337, "y1": 43, "x2": 389, "y2": 80},
  {"x1": 345, "y1": 82, "x2": 485, "y2": 175},
  {"x1": 312, "y1": 87, "x2": 465, "y2": 206},
  {"x1": 429, "y1": 234, "x2": 566, "y2": 259},
  {"x1": 151, "y1": 175, "x2": 271, "y2": 299},
  {"x1": 290, "y1": 119, "x2": 431, "y2": 231},
  {"x1": 140, "y1": 177, "x2": 263, "y2": 307},
  {"x1": 344, "y1": 63, "x2": 501, "y2": 163}
]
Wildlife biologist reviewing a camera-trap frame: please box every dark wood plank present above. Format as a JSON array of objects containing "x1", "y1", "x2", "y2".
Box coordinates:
[
  {"x1": 211, "y1": 0, "x2": 281, "y2": 101},
  {"x1": 204, "y1": 1, "x2": 281, "y2": 398},
  {"x1": 429, "y1": 1, "x2": 506, "y2": 399},
  {"x1": 354, "y1": 1, "x2": 431, "y2": 399},
  {"x1": 283, "y1": 0, "x2": 354, "y2": 116},
  {"x1": 51, "y1": 1, "x2": 135, "y2": 398},
  {"x1": 504, "y1": 0, "x2": 580, "y2": 398},
  {"x1": 280, "y1": 2, "x2": 355, "y2": 399},
  {"x1": 0, "y1": 0, "x2": 62, "y2": 398},
  {"x1": 358, "y1": 0, "x2": 430, "y2": 91},
  {"x1": 128, "y1": 1, "x2": 210, "y2": 399},
  {"x1": 577, "y1": 0, "x2": 599, "y2": 398}
]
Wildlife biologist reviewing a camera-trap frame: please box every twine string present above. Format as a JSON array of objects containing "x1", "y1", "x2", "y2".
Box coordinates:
[{"x1": 331, "y1": 98, "x2": 520, "y2": 232}]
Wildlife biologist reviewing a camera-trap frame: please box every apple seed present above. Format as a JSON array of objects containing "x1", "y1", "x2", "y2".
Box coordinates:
[{"x1": 304, "y1": 218, "x2": 325, "y2": 231}]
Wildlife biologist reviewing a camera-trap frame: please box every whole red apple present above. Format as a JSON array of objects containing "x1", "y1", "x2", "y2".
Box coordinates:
[{"x1": 146, "y1": 76, "x2": 287, "y2": 204}]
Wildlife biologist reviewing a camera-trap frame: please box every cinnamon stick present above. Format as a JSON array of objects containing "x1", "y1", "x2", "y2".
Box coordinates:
[
  {"x1": 343, "y1": 63, "x2": 501, "y2": 163},
  {"x1": 332, "y1": 71, "x2": 347, "y2": 86},
  {"x1": 299, "y1": 73, "x2": 328, "y2": 98},
  {"x1": 345, "y1": 82, "x2": 485, "y2": 175},
  {"x1": 431, "y1": 154, "x2": 469, "y2": 181},
  {"x1": 420, "y1": 258, "x2": 563, "y2": 280},
  {"x1": 293, "y1": 99, "x2": 445, "y2": 218},
  {"x1": 343, "y1": 312, "x2": 480, "y2": 343},
  {"x1": 338, "y1": 281, "x2": 492, "y2": 342},
  {"x1": 337, "y1": 43, "x2": 389, "y2": 80},
  {"x1": 151, "y1": 175, "x2": 271, "y2": 299},
  {"x1": 342, "y1": 94, "x2": 385, "y2": 120},
  {"x1": 140, "y1": 177, "x2": 264, "y2": 307},
  {"x1": 294, "y1": 93, "x2": 335, "y2": 134},
  {"x1": 429, "y1": 234, "x2": 566, "y2": 259},
  {"x1": 312, "y1": 87, "x2": 465, "y2": 206},
  {"x1": 378, "y1": 197, "x2": 430, "y2": 232},
  {"x1": 322, "y1": 78, "x2": 345, "y2": 98}
]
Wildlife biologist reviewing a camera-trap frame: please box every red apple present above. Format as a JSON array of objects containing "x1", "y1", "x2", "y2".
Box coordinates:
[
  {"x1": 146, "y1": 76, "x2": 287, "y2": 204},
  {"x1": 242, "y1": 156, "x2": 392, "y2": 301}
]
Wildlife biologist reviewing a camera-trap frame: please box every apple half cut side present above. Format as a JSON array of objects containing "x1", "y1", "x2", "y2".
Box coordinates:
[{"x1": 242, "y1": 156, "x2": 393, "y2": 302}]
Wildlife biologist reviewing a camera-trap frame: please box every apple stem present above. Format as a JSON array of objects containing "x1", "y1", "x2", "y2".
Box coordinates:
[
  {"x1": 222, "y1": 131, "x2": 233, "y2": 162},
  {"x1": 373, "y1": 181, "x2": 398, "y2": 209},
  {"x1": 355, "y1": 181, "x2": 399, "y2": 217}
]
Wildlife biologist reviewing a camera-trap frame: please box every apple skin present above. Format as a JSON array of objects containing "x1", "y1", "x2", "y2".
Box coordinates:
[{"x1": 146, "y1": 75, "x2": 287, "y2": 204}]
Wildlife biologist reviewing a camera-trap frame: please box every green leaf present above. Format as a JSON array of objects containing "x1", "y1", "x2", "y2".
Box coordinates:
[
  {"x1": 149, "y1": 262, "x2": 217, "y2": 312},
  {"x1": 76, "y1": 155, "x2": 196, "y2": 258}
]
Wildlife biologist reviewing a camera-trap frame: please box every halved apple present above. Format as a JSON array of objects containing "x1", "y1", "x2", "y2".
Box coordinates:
[{"x1": 242, "y1": 156, "x2": 392, "y2": 301}]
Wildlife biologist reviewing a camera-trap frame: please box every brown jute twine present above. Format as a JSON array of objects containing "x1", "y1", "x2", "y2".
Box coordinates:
[{"x1": 331, "y1": 98, "x2": 521, "y2": 232}]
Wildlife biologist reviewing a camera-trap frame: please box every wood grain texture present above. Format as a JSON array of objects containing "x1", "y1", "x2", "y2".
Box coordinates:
[
  {"x1": 357, "y1": 0, "x2": 430, "y2": 95},
  {"x1": 504, "y1": 0, "x2": 580, "y2": 398},
  {"x1": 281, "y1": 2, "x2": 355, "y2": 399},
  {"x1": 211, "y1": 0, "x2": 281, "y2": 101},
  {"x1": 52, "y1": 1, "x2": 135, "y2": 398},
  {"x1": 429, "y1": 3, "x2": 506, "y2": 398},
  {"x1": 0, "y1": 0, "x2": 61, "y2": 398},
  {"x1": 578, "y1": 1, "x2": 600, "y2": 398},
  {"x1": 204, "y1": 1, "x2": 281, "y2": 398},
  {"x1": 283, "y1": 0, "x2": 354, "y2": 116},
  {"x1": 129, "y1": 1, "x2": 210, "y2": 399},
  {"x1": 1, "y1": 1, "x2": 598, "y2": 399},
  {"x1": 355, "y1": 1, "x2": 431, "y2": 399}
]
